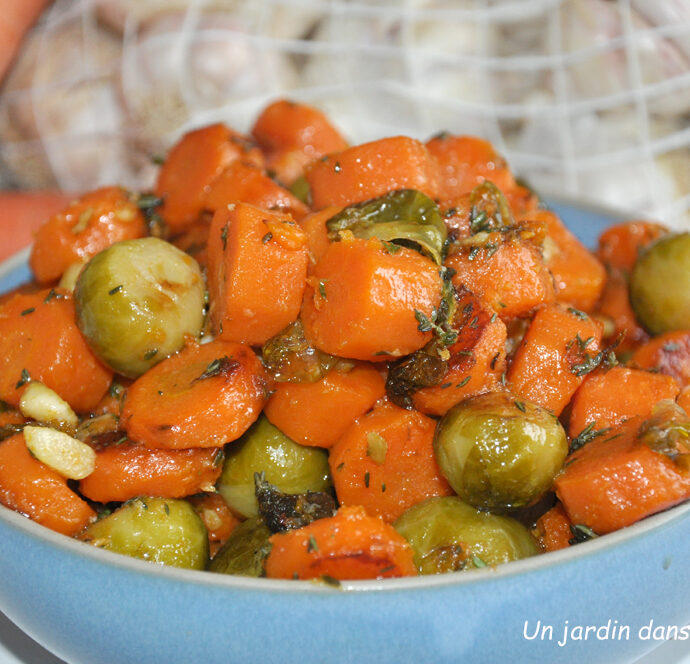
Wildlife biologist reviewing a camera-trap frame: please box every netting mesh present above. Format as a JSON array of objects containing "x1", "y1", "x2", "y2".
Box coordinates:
[{"x1": 0, "y1": 0, "x2": 688, "y2": 226}]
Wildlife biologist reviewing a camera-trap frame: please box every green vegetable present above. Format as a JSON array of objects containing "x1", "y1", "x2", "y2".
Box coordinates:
[
  {"x1": 325, "y1": 189, "x2": 447, "y2": 264},
  {"x1": 208, "y1": 516, "x2": 272, "y2": 577},
  {"x1": 74, "y1": 237, "x2": 205, "y2": 378},
  {"x1": 630, "y1": 232, "x2": 690, "y2": 334},
  {"x1": 217, "y1": 415, "x2": 332, "y2": 519},
  {"x1": 434, "y1": 392, "x2": 568, "y2": 511},
  {"x1": 80, "y1": 497, "x2": 208, "y2": 569},
  {"x1": 394, "y1": 496, "x2": 538, "y2": 574}
]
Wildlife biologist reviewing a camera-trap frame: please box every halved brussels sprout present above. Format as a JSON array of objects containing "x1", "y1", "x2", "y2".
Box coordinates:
[
  {"x1": 394, "y1": 496, "x2": 538, "y2": 574},
  {"x1": 74, "y1": 237, "x2": 205, "y2": 378},
  {"x1": 434, "y1": 392, "x2": 568, "y2": 511},
  {"x1": 630, "y1": 232, "x2": 690, "y2": 335},
  {"x1": 217, "y1": 415, "x2": 332, "y2": 519},
  {"x1": 80, "y1": 497, "x2": 209, "y2": 569},
  {"x1": 208, "y1": 516, "x2": 272, "y2": 577},
  {"x1": 325, "y1": 189, "x2": 447, "y2": 264}
]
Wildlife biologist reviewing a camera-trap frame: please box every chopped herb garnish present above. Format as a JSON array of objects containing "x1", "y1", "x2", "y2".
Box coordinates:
[
  {"x1": 43, "y1": 289, "x2": 63, "y2": 303},
  {"x1": 143, "y1": 348, "x2": 158, "y2": 361},
  {"x1": 15, "y1": 368, "x2": 30, "y2": 389},
  {"x1": 20, "y1": 307, "x2": 35, "y2": 316},
  {"x1": 569, "y1": 524, "x2": 598, "y2": 545},
  {"x1": 570, "y1": 422, "x2": 611, "y2": 452},
  {"x1": 108, "y1": 285, "x2": 123, "y2": 295},
  {"x1": 472, "y1": 555, "x2": 488, "y2": 568},
  {"x1": 333, "y1": 161, "x2": 342, "y2": 173},
  {"x1": 336, "y1": 462, "x2": 345, "y2": 472},
  {"x1": 221, "y1": 223, "x2": 228, "y2": 250},
  {"x1": 318, "y1": 280, "x2": 328, "y2": 300},
  {"x1": 194, "y1": 356, "x2": 239, "y2": 382},
  {"x1": 307, "y1": 536, "x2": 319, "y2": 553},
  {"x1": 514, "y1": 400, "x2": 526, "y2": 413},
  {"x1": 382, "y1": 240, "x2": 401, "y2": 254},
  {"x1": 163, "y1": 502, "x2": 170, "y2": 516},
  {"x1": 457, "y1": 376, "x2": 471, "y2": 388},
  {"x1": 567, "y1": 307, "x2": 589, "y2": 320},
  {"x1": 490, "y1": 352, "x2": 501, "y2": 370},
  {"x1": 261, "y1": 232, "x2": 273, "y2": 244},
  {"x1": 364, "y1": 471, "x2": 370, "y2": 488}
]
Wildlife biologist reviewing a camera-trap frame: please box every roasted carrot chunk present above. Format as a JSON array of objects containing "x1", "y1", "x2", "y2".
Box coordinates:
[
  {"x1": 121, "y1": 339, "x2": 269, "y2": 450},
  {"x1": 329, "y1": 400, "x2": 452, "y2": 523},
  {"x1": 78, "y1": 440, "x2": 224, "y2": 503},
  {"x1": 568, "y1": 366, "x2": 680, "y2": 438},
  {"x1": 264, "y1": 363, "x2": 386, "y2": 449},
  {"x1": 555, "y1": 405, "x2": 690, "y2": 534},
  {"x1": 0, "y1": 289, "x2": 112, "y2": 412},
  {"x1": 597, "y1": 220, "x2": 668, "y2": 273},
  {"x1": 507, "y1": 304, "x2": 603, "y2": 416},
  {"x1": 533, "y1": 504, "x2": 574, "y2": 553},
  {"x1": 411, "y1": 288, "x2": 507, "y2": 416},
  {"x1": 264, "y1": 505, "x2": 418, "y2": 580},
  {"x1": 305, "y1": 136, "x2": 440, "y2": 210},
  {"x1": 206, "y1": 202, "x2": 309, "y2": 345},
  {"x1": 202, "y1": 160, "x2": 309, "y2": 220},
  {"x1": 29, "y1": 187, "x2": 148, "y2": 284},
  {"x1": 301, "y1": 236, "x2": 443, "y2": 361},
  {"x1": 188, "y1": 492, "x2": 240, "y2": 556},
  {"x1": 519, "y1": 209, "x2": 606, "y2": 312},
  {"x1": 0, "y1": 433, "x2": 96, "y2": 536},
  {"x1": 299, "y1": 205, "x2": 342, "y2": 266},
  {"x1": 155, "y1": 123, "x2": 263, "y2": 233},
  {"x1": 630, "y1": 331, "x2": 690, "y2": 388}
]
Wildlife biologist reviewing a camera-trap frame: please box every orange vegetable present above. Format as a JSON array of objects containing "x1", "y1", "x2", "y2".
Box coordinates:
[
  {"x1": 264, "y1": 505, "x2": 418, "y2": 580},
  {"x1": 0, "y1": 433, "x2": 96, "y2": 536},
  {"x1": 188, "y1": 492, "x2": 240, "y2": 556},
  {"x1": 597, "y1": 220, "x2": 668, "y2": 273},
  {"x1": 202, "y1": 160, "x2": 309, "y2": 220},
  {"x1": 300, "y1": 236, "x2": 443, "y2": 361},
  {"x1": 78, "y1": 440, "x2": 224, "y2": 503},
  {"x1": 678, "y1": 386, "x2": 690, "y2": 414},
  {"x1": 532, "y1": 503, "x2": 573, "y2": 552},
  {"x1": 519, "y1": 209, "x2": 606, "y2": 312},
  {"x1": 251, "y1": 99, "x2": 348, "y2": 185},
  {"x1": 121, "y1": 339, "x2": 269, "y2": 450},
  {"x1": 0, "y1": 288, "x2": 113, "y2": 412},
  {"x1": 155, "y1": 123, "x2": 263, "y2": 233},
  {"x1": 264, "y1": 363, "x2": 386, "y2": 449},
  {"x1": 206, "y1": 202, "x2": 309, "y2": 345},
  {"x1": 507, "y1": 304, "x2": 603, "y2": 416},
  {"x1": 412, "y1": 288, "x2": 507, "y2": 416},
  {"x1": 555, "y1": 410, "x2": 690, "y2": 534},
  {"x1": 446, "y1": 233, "x2": 556, "y2": 320},
  {"x1": 329, "y1": 400, "x2": 452, "y2": 523},
  {"x1": 299, "y1": 205, "x2": 342, "y2": 266},
  {"x1": 568, "y1": 366, "x2": 680, "y2": 438},
  {"x1": 305, "y1": 136, "x2": 440, "y2": 210},
  {"x1": 170, "y1": 218, "x2": 212, "y2": 272},
  {"x1": 29, "y1": 187, "x2": 148, "y2": 284},
  {"x1": 630, "y1": 330, "x2": 690, "y2": 387}
]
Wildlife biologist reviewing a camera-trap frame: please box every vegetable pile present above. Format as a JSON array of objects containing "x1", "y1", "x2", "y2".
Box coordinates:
[{"x1": 0, "y1": 99, "x2": 688, "y2": 581}]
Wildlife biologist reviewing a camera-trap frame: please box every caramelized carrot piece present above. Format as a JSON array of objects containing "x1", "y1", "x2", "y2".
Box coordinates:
[
  {"x1": 329, "y1": 400, "x2": 452, "y2": 523},
  {"x1": 532, "y1": 503, "x2": 573, "y2": 552},
  {"x1": 305, "y1": 136, "x2": 440, "y2": 210},
  {"x1": 202, "y1": 160, "x2": 309, "y2": 220},
  {"x1": 630, "y1": 331, "x2": 690, "y2": 387},
  {"x1": 188, "y1": 492, "x2": 240, "y2": 556},
  {"x1": 412, "y1": 288, "x2": 507, "y2": 416},
  {"x1": 155, "y1": 123, "x2": 263, "y2": 233},
  {"x1": 299, "y1": 205, "x2": 342, "y2": 266},
  {"x1": 300, "y1": 236, "x2": 443, "y2": 361},
  {"x1": 0, "y1": 433, "x2": 96, "y2": 536},
  {"x1": 555, "y1": 410, "x2": 690, "y2": 534},
  {"x1": 29, "y1": 187, "x2": 148, "y2": 284},
  {"x1": 568, "y1": 366, "x2": 680, "y2": 437},
  {"x1": 207, "y1": 202, "x2": 309, "y2": 345},
  {"x1": 597, "y1": 220, "x2": 668, "y2": 273},
  {"x1": 0, "y1": 289, "x2": 113, "y2": 412},
  {"x1": 507, "y1": 304, "x2": 603, "y2": 416},
  {"x1": 170, "y1": 217, "x2": 212, "y2": 272},
  {"x1": 251, "y1": 99, "x2": 348, "y2": 185},
  {"x1": 518, "y1": 209, "x2": 606, "y2": 312},
  {"x1": 78, "y1": 440, "x2": 224, "y2": 503},
  {"x1": 678, "y1": 386, "x2": 690, "y2": 414},
  {"x1": 264, "y1": 363, "x2": 386, "y2": 449},
  {"x1": 121, "y1": 339, "x2": 269, "y2": 450},
  {"x1": 264, "y1": 505, "x2": 418, "y2": 580},
  {"x1": 446, "y1": 234, "x2": 556, "y2": 320}
]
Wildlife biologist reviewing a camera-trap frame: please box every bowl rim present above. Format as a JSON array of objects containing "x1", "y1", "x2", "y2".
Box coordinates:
[{"x1": 0, "y1": 197, "x2": 687, "y2": 596}]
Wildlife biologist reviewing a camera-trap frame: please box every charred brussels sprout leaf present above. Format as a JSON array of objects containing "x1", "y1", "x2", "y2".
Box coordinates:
[
  {"x1": 261, "y1": 319, "x2": 339, "y2": 383},
  {"x1": 637, "y1": 400, "x2": 690, "y2": 470},
  {"x1": 468, "y1": 181, "x2": 515, "y2": 234},
  {"x1": 208, "y1": 516, "x2": 272, "y2": 577},
  {"x1": 254, "y1": 472, "x2": 337, "y2": 533},
  {"x1": 386, "y1": 341, "x2": 448, "y2": 409},
  {"x1": 326, "y1": 189, "x2": 447, "y2": 264}
]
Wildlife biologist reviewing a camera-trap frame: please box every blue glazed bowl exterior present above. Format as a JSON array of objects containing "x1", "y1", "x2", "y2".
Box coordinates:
[{"x1": 0, "y1": 199, "x2": 688, "y2": 664}]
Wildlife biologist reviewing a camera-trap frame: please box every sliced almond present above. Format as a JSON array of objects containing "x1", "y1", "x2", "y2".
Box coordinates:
[
  {"x1": 19, "y1": 382, "x2": 78, "y2": 428},
  {"x1": 23, "y1": 425, "x2": 96, "y2": 480}
]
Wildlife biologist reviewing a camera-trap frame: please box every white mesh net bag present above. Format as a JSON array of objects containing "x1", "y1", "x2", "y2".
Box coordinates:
[{"x1": 0, "y1": 0, "x2": 688, "y2": 227}]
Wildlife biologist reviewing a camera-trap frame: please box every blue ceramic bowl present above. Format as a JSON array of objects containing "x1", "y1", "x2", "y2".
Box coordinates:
[{"x1": 0, "y1": 199, "x2": 688, "y2": 664}]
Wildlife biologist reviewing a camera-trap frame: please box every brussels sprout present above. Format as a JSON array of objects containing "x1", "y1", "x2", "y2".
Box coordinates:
[
  {"x1": 74, "y1": 237, "x2": 205, "y2": 378},
  {"x1": 80, "y1": 497, "x2": 209, "y2": 569},
  {"x1": 434, "y1": 392, "x2": 568, "y2": 511},
  {"x1": 394, "y1": 496, "x2": 538, "y2": 574},
  {"x1": 217, "y1": 415, "x2": 332, "y2": 519},
  {"x1": 326, "y1": 189, "x2": 447, "y2": 264},
  {"x1": 208, "y1": 516, "x2": 272, "y2": 577},
  {"x1": 630, "y1": 232, "x2": 690, "y2": 335}
]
